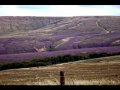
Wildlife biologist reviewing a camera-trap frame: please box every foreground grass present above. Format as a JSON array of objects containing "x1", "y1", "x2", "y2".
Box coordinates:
[
  {"x1": 25, "y1": 79, "x2": 120, "y2": 85},
  {"x1": 0, "y1": 55, "x2": 120, "y2": 85}
]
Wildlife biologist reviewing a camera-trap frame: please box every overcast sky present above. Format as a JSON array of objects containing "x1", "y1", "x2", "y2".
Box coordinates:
[{"x1": 0, "y1": 5, "x2": 120, "y2": 16}]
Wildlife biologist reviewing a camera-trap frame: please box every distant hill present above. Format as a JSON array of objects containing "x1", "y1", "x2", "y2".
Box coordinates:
[{"x1": 0, "y1": 16, "x2": 120, "y2": 54}]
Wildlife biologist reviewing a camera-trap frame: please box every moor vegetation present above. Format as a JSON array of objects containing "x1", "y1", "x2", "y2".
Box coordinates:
[
  {"x1": 0, "y1": 16, "x2": 120, "y2": 70},
  {"x1": 0, "y1": 16, "x2": 120, "y2": 85},
  {"x1": 0, "y1": 52, "x2": 120, "y2": 70},
  {"x1": 0, "y1": 16, "x2": 120, "y2": 54},
  {"x1": 0, "y1": 55, "x2": 120, "y2": 85}
]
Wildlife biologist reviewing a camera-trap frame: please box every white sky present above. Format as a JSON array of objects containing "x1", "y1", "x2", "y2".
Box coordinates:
[{"x1": 0, "y1": 5, "x2": 120, "y2": 16}]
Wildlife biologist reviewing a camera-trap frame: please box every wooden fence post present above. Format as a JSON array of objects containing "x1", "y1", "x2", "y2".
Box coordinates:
[{"x1": 60, "y1": 71, "x2": 65, "y2": 86}]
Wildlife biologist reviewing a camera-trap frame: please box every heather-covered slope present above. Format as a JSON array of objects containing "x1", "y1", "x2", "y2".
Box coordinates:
[
  {"x1": 0, "y1": 46, "x2": 120, "y2": 64},
  {"x1": 0, "y1": 16, "x2": 120, "y2": 54}
]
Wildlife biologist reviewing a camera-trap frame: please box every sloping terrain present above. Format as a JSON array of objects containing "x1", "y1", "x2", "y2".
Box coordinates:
[
  {"x1": 0, "y1": 16, "x2": 120, "y2": 85},
  {"x1": 0, "y1": 16, "x2": 120, "y2": 54},
  {"x1": 0, "y1": 55, "x2": 120, "y2": 85},
  {"x1": 0, "y1": 16, "x2": 64, "y2": 36},
  {"x1": 0, "y1": 46, "x2": 120, "y2": 64}
]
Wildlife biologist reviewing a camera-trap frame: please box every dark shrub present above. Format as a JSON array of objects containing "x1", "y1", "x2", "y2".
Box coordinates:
[{"x1": 0, "y1": 52, "x2": 120, "y2": 70}]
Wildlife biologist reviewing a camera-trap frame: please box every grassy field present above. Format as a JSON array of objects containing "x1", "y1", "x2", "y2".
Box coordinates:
[{"x1": 0, "y1": 55, "x2": 120, "y2": 85}]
